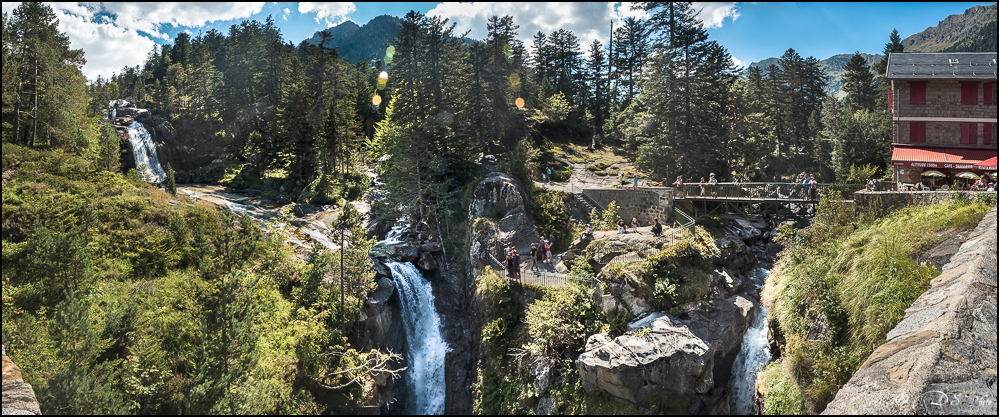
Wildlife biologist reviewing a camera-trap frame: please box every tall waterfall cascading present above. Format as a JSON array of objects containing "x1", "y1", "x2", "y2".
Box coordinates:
[
  {"x1": 125, "y1": 121, "x2": 166, "y2": 183},
  {"x1": 730, "y1": 268, "x2": 773, "y2": 415},
  {"x1": 387, "y1": 262, "x2": 449, "y2": 415}
]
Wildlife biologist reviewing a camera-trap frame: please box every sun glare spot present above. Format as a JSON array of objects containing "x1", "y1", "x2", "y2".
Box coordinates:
[
  {"x1": 515, "y1": 97, "x2": 525, "y2": 109},
  {"x1": 509, "y1": 73, "x2": 520, "y2": 87},
  {"x1": 372, "y1": 94, "x2": 382, "y2": 106}
]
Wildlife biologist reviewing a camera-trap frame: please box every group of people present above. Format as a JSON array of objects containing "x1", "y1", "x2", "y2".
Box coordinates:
[
  {"x1": 970, "y1": 177, "x2": 996, "y2": 192},
  {"x1": 503, "y1": 237, "x2": 554, "y2": 280},
  {"x1": 673, "y1": 173, "x2": 719, "y2": 197},
  {"x1": 615, "y1": 217, "x2": 663, "y2": 236},
  {"x1": 619, "y1": 172, "x2": 640, "y2": 190},
  {"x1": 796, "y1": 172, "x2": 819, "y2": 199}
]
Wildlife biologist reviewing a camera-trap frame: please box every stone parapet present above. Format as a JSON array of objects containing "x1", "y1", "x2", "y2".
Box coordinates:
[
  {"x1": 822, "y1": 207, "x2": 997, "y2": 415},
  {"x1": 2, "y1": 346, "x2": 42, "y2": 415}
]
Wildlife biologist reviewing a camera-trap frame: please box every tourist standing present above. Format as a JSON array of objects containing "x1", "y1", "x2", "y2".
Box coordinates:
[
  {"x1": 631, "y1": 217, "x2": 640, "y2": 233},
  {"x1": 544, "y1": 239, "x2": 553, "y2": 264},
  {"x1": 530, "y1": 243, "x2": 539, "y2": 269},
  {"x1": 674, "y1": 176, "x2": 685, "y2": 198},
  {"x1": 512, "y1": 249, "x2": 521, "y2": 280},
  {"x1": 699, "y1": 177, "x2": 707, "y2": 196},
  {"x1": 633, "y1": 175, "x2": 639, "y2": 190},
  {"x1": 709, "y1": 174, "x2": 718, "y2": 197}
]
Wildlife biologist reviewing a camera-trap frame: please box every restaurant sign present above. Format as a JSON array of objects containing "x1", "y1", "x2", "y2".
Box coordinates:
[{"x1": 892, "y1": 161, "x2": 975, "y2": 169}]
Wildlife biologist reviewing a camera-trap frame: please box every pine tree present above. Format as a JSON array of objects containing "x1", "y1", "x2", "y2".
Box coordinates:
[
  {"x1": 165, "y1": 163, "x2": 177, "y2": 196},
  {"x1": 841, "y1": 52, "x2": 877, "y2": 112}
]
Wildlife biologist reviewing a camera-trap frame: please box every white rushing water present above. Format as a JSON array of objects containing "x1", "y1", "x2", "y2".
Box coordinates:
[
  {"x1": 730, "y1": 268, "x2": 773, "y2": 415},
  {"x1": 125, "y1": 121, "x2": 166, "y2": 183},
  {"x1": 387, "y1": 262, "x2": 449, "y2": 415}
]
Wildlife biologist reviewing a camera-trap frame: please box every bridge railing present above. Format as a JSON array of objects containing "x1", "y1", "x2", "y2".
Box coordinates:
[{"x1": 674, "y1": 183, "x2": 867, "y2": 201}]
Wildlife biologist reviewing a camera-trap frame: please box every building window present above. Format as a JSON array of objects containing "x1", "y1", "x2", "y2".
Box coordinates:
[
  {"x1": 910, "y1": 82, "x2": 926, "y2": 105},
  {"x1": 985, "y1": 83, "x2": 994, "y2": 105},
  {"x1": 985, "y1": 123, "x2": 994, "y2": 146},
  {"x1": 961, "y1": 122, "x2": 977, "y2": 144},
  {"x1": 910, "y1": 121, "x2": 926, "y2": 143},
  {"x1": 961, "y1": 83, "x2": 978, "y2": 105}
]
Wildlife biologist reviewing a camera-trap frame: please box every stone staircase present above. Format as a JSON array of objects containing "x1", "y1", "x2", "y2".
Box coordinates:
[{"x1": 572, "y1": 192, "x2": 603, "y2": 216}]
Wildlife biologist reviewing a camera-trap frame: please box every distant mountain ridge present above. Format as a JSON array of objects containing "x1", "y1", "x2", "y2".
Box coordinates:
[
  {"x1": 902, "y1": 3, "x2": 997, "y2": 52},
  {"x1": 305, "y1": 15, "x2": 402, "y2": 64}
]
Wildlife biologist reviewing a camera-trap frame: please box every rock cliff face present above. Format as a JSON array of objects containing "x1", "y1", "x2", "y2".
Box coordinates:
[
  {"x1": 467, "y1": 172, "x2": 540, "y2": 277},
  {"x1": 2, "y1": 347, "x2": 42, "y2": 415},
  {"x1": 822, "y1": 207, "x2": 997, "y2": 415}
]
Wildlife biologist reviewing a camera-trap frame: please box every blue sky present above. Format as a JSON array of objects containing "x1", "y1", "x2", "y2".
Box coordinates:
[{"x1": 2, "y1": 2, "x2": 993, "y2": 81}]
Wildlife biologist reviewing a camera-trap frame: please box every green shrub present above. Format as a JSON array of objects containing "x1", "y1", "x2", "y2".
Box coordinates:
[
  {"x1": 523, "y1": 283, "x2": 600, "y2": 357},
  {"x1": 759, "y1": 361, "x2": 805, "y2": 415}
]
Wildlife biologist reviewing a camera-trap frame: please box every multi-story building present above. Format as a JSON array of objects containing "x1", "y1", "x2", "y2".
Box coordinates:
[{"x1": 886, "y1": 52, "x2": 997, "y2": 186}]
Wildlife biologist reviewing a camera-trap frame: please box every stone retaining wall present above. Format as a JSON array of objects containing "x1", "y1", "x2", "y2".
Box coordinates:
[
  {"x1": 583, "y1": 188, "x2": 675, "y2": 224},
  {"x1": 822, "y1": 207, "x2": 997, "y2": 415},
  {"x1": 855, "y1": 190, "x2": 996, "y2": 212}
]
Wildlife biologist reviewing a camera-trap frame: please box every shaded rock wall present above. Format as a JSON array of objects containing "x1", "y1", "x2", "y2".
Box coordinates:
[{"x1": 822, "y1": 207, "x2": 997, "y2": 415}]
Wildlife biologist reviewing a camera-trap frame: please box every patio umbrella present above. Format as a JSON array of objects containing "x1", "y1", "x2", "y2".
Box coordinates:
[
  {"x1": 954, "y1": 171, "x2": 980, "y2": 180},
  {"x1": 921, "y1": 170, "x2": 946, "y2": 177},
  {"x1": 974, "y1": 156, "x2": 997, "y2": 171}
]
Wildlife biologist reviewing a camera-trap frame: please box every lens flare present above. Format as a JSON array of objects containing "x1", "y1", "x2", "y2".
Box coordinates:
[
  {"x1": 377, "y1": 71, "x2": 389, "y2": 90},
  {"x1": 515, "y1": 97, "x2": 525, "y2": 109},
  {"x1": 372, "y1": 94, "x2": 382, "y2": 106},
  {"x1": 509, "y1": 73, "x2": 521, "y2": 87},
  {"x1": 504, "y1": 44, "x2": 513, "y2": 63},
  {"x1": 385, "y1": 45, "x2": 396, "y2": 64}
]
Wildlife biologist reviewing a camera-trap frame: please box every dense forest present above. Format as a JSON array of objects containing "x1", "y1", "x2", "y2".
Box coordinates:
[{"x1": 3, "y1": 1, "x2": 910, "y2": 414}]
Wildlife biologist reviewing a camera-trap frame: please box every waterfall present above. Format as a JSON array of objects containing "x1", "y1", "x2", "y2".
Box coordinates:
[
  {"x1": 387, "y1": 262, "x2": 449, "y2": 415},
  {"x1": 730, "y1": 268, "x2": 773, "y2": 415},
  {"x1": 125, "y1": 121, "x2": 166, "y2": 183}
]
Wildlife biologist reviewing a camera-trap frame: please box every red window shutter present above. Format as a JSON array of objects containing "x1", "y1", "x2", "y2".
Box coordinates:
[
  {"x1": 961, "y1": 83, "x2": 978, "y2": 105},
  {"x1": 985, "y1": 83, "x2": 994, "y2": 105},
  {"x1": 910, "y1": 82, "x2": 926, "y2": 104},
  {"x1": 985, "y1": 123, "x2": 994, "y2": 145},
  {"x1": 961, "y1": 123, "x2": 976, "y2": 144},
  {"x1": 887, "y1": 89, "x2": 894, "y2": 110},
  {"x1": 910, "y1": 121, "x2": 926, "y2": 143}
]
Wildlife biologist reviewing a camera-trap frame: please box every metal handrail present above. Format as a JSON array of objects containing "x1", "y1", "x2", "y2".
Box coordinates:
[{"x1": 672, "y1": 183, "x2": 867, "y2": 201}]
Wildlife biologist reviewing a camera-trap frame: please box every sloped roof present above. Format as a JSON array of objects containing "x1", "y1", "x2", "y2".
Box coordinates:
[{"x1": 886, "y1": 52, "x2": 997, "y2": 80}]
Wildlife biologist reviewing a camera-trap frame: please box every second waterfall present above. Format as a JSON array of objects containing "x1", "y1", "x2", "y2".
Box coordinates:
[{"x1": 387, "y1": 262, "x2": 449, "y2": 415}]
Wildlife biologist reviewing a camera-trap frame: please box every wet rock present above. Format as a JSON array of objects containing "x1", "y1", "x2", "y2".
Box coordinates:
[
  {"x1": 419, "y1": 241, "x2": 443, "y2": 253},
  {"x1": 537, "y1": 397, "x2": 558, "y2": 415},
  {"x1": 417, "y1": 252, "x2": 438, "y2": 271}
]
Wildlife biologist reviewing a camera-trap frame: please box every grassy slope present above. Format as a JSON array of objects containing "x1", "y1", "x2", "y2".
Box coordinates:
[
  {"x1": 1, "y1": 143, "x2": 327, "y2": 414},
  {"x1": 760, "y1": 196, "x2": 994, "y2": 414}
]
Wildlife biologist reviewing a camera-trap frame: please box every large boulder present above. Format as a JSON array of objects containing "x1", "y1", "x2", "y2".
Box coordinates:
[
  {"x1": 579, "y1": 296, "x2": 756, "y2": 411},
  {"x1": 417, "y1": 252, "x2": 438, "y2": 271},
  {"x1": 578, "y1": 314, "x2": 713, "y2": 405}
]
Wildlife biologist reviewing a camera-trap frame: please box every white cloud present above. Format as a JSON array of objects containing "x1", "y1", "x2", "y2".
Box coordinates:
[
  {"x1": 425, "y1": 2, "x2": 738, "y2": 56},
  {"x1": 15, "y1": 2, "x2": 267, "y2": 81},
  {"x1": 51, "y1": 6, "x2": 156, "y2": 81},
  {"x1": 692, "y1": 2, "x2": 739, "y2": 29},
  {"x1": 99, "y1": 3, "x2": 266, "y2": 39},
  {"x1": 427, "y1": 2, "x2": 641, "y2": 52},
  {"x1": 298, "y1": 2, "x2": 356, "y2": 28},
  {"x1": 730, "y1": 56, "x2": 745, "y2": 69}
]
